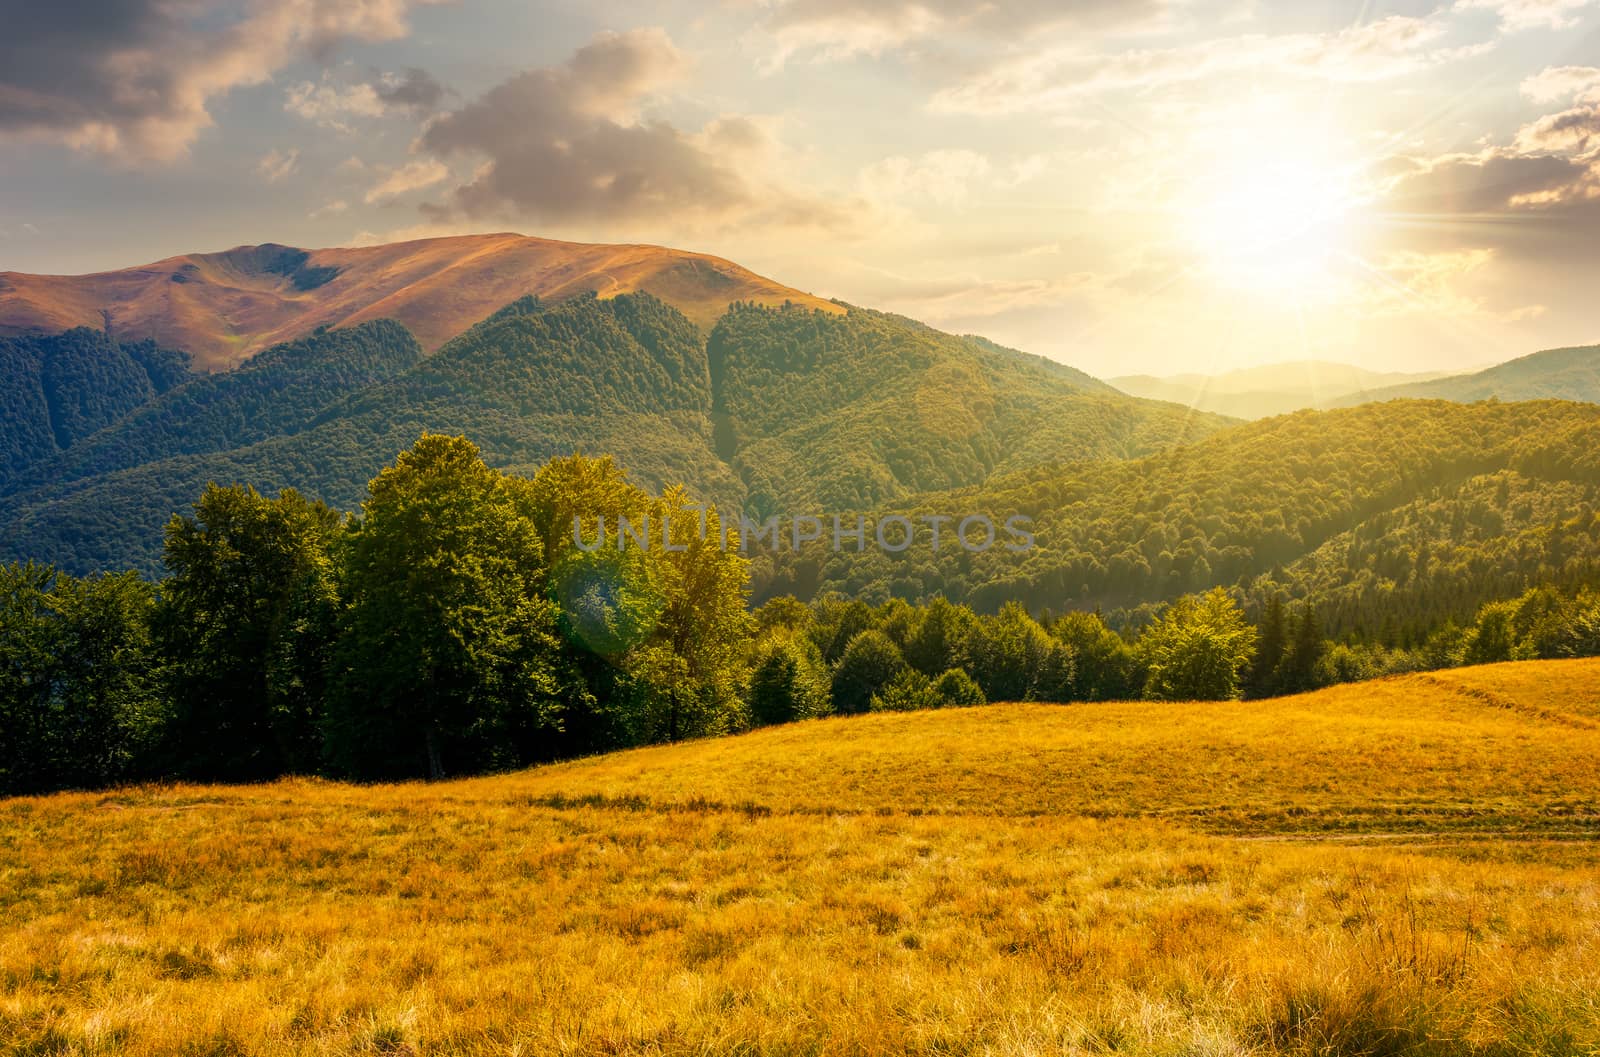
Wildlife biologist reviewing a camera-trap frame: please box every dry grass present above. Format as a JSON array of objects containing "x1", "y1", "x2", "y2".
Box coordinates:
[{"x1": 3, "y1": 659, "x2": 1600, "y2": 1055}]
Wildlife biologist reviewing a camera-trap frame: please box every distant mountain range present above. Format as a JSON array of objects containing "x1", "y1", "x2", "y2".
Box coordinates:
[
  {"x1": 1109, "y1": 361, "x2": 1460, "y2": 419},
  {"x1": 1329, "y1": 344, "x2": 1600, "y2": 406},
  {"x1": 0, "y1": 233, "x2": 842, "y2": 371}
]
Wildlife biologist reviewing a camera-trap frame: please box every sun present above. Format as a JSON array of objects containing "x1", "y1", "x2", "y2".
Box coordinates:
[{"x1": 1181, "y1": 156, "x2": 1364, "y2": 299}]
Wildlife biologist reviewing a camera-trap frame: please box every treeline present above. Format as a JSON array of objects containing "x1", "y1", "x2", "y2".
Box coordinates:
[
  {"x1": 9, "y1": 434, "x2": 1600, "y2": 798},
  {"x1": 2, "y1": 436, "x2": 750, "y2": 795}
]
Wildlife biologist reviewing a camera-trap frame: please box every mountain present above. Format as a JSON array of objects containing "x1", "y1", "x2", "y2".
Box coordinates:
[
  {"x1": 761, "y1": 398, "x2": 1600, "y2": 635},
  {"x1": 0, "y1": 289, "x2": 1229, "y2": 575},
  {"x1": 1334, "y1": 343, "x2": 1600, "y2": 406},
  {"x1": 0, "y1": 233, "x2": 843, "y2": 371},
  {"x1": 1, "y1": 329, "x2": 192, "y2": 492},
  {"x1": 1109, "y1": 361, "x2": 1458, "y2": 419}
]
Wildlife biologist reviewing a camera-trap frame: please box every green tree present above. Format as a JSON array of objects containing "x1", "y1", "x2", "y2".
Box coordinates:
[
  {"x1": 1275, "y1": 605, "x2": 1328, "y2": 694},
  {"x1": 1052, "y1": 610, "x2": 1139, "y2": 701},
  {"x1": 903, "y1": 596, "x2": 978, "y2": 677},
  {"x1": 932, "y1": 668, "x2": 986, "y2": 708},
  {"x1": 1249, "y1": 594, "x2": 1288, "y2": 698},
  {"x1": 0, "y1": 563, "x2": 157, "y2": 795},
  {"x1": 869, "y1": 668, "x2": 940, "y2": 712},
  {"x1": 327, "y1": 435, "x2": 563, "y2": 779},
  {"x1": 748, "y1": 630, "x2": 831, "y2": 726},
  {"x1": 1137, "y1": 588, "x2": 1257, "y2": 701},
  {"x1": 831, "y1": 630, "x2": 907, "y2": 715},
  {"x1": 156, "y1": 484, "x2": 342, "y2": 780},
  {"x1": 967, "y1": 602, "x2": 1074, "y2": 702}
]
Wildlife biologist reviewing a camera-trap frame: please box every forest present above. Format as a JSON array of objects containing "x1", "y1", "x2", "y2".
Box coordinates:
[
  {"x1": 0, "y1": 296, "x2": 1225, "y2": 576},
  {"x1": 755, "y1": 398, "x2": 1600, "y2": 638},
  {"x1": 7, "y1": 434, "x2": 1600, "y2": 797}
]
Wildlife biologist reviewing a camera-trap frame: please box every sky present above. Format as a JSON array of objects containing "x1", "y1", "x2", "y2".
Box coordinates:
[{"x1": 2, "y1": 0, "x2": 1600, "y2": 377}]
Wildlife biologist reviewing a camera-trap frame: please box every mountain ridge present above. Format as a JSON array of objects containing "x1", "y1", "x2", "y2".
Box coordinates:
[
  {"x1": 1333, "y1": 343, "x2": 1600, "y2": 406},
  {"x1": 0, "y1": 233, "x2": 843, "y2": 371}
]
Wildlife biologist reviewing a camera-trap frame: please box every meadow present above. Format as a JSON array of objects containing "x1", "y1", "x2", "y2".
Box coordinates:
[{"x1": 3, "y1": 659, "x2": 1599, "y2": 1056}]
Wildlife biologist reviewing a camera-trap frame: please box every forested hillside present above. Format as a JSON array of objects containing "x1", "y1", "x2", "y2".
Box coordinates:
[
  {"x1": 0, "y1": 297, "x2": 1227, "y2": 575},
  {"x1": 1337, "y1": 343, "x2": 1600, "y2": 405},
  {"x1": 758, "y1": 399, "x2": 1600, "y2": 636},
  {"x1": 3, "y1": 320, "x2": 421, "y2": 497},
  {"x1": 710, "y1": 304, "x2": 1227, "y2": 513},
  {"x1": 0, "y1": 329, "x2": 191, "y2": 491}
]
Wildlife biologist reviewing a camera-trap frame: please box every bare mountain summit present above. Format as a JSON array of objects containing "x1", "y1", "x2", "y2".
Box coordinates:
[{"x1": 0, "y1": 233, "x2": 842, "y2": 371}]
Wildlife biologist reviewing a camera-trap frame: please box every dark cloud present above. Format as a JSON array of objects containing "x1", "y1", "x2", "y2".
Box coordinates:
[
  {"x1": 419, "y1": 28, "x2": 837, "y2": 227},
  {"x1": 371, "y1": 66, "x2": 447, "y2": 113},
  {"x1": 0, "y1": 0, "x2": 433, "y2": 159},
  {"x1": 1387, "y1": 151, "x2": 1592, "y2": 215}
]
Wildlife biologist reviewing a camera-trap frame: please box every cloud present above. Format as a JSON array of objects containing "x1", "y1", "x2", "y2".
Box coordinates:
[
  {"x1": 759, "y1": 0, "x2": 1170, "y2": 66},
  {"x1": 1456, "y1": 0, "x2": 1597, "y2": 31},
  {"x1": 371, "y1": 67, "x2": 447, "y2": 112},
  {"x1": 0, "y1": 0, "x2": 442, "y2": 161},
  {"x1": 285, "y1": 66, "x2": 446, "y2": 129},
  {"x1": 858, "y1": 150, "x2": 1043, "y2": 207},
  {"x1": 1520, "y1": 65, "x2": 1600, "y2": 103},
  {"x1": 256, "y1": 147, "x2": 300, "y2": 182},
  {"x1": 310, "y1": 199, "x2": 349, "y2": 217},
  {"x1": 416, "y1": 28, "x2": 856, "y2": 231},
  {"x1": 285, "y1": 78, "x2": 387, "y2": 130},
  {"x1": 364, "y1": 159, "x2": 450, "y2": 203},
  {"x1": 931, "y1": 16, "x2": 1487, "y2": 115}
]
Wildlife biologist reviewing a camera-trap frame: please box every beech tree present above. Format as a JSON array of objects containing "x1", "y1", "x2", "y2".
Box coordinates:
[
  {"x1": 327, "y1": 435, "x2": 563, "y2": 779},
  {"x1": 157, "y1": 484, "x2": 341, "y2": 779},
  {"x1": 1138, "y1": 588, "x2": 1257, "y2": 701}
]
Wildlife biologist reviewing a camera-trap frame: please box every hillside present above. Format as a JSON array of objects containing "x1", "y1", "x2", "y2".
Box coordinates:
[
  {"x1": 0, "y1": 330, "x2": 192, "y2": 491},
  {"x1": 493, "y1": 658, "x2": 1600, "y2": 836},
  {"x1": 1110, "y1": 361, "x2": 1459, "y2": 419},
  {"x1": 0, "y1": 296, "x2": 1227, "y2": 575},
  {"x1": 0, "y1": 233, "x2": 843, "y2": 370},
  {"x1": 1337, "y1": 343, "x2": 1600, "y2": 406},
  {"x1": 3, "y1": 659, "x2": 1598, "y2": 1055},
  {"x1": 760, "y1": 398, "x2": 1600, "y2": 630}
]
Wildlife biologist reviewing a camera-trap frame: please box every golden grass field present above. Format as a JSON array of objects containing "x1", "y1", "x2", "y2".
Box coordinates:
[{"x1": 4, "y1": 660, "x2": 1600, "y2": 1055}]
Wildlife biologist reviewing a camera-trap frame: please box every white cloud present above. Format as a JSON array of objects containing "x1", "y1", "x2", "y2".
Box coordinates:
[
  {"x1": 256, "y1": 147, "x2": 301, "y2": 182},
  {"x1": 931, "y1": 16, "x2": 1487, "y2": 115},
  {"x1": 1456, "y1": 0, "x2": 1597, "y2": 31},
  {"x1": 858, "y1": 150, "x2": 1044, "y2": 207},
  {"x1": 310, "y1": 199, "x2": 349, "y2": 217},
  {"x1": 285, "y1": 78, "x2": 387, "y2": 131},
  {"x1": 1521, "y1": 65, "x2": 1600, "y2": 104},
  {"x1": 364, "y1": 159, "x2": 450, "y2": 203}
]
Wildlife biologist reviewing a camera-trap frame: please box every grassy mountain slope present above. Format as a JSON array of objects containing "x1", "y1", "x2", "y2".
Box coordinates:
[
  {"x1": 0, "y1": 234, "x2": 843, "y2": 370},
  {"x1": 4, "y1": 659, "x2": 1598, "y2": 1055},
  {"x1": 1337, "y1": 343, "x2": 1600, "y2": 406},
  {"x1": 1111, "y1": 361, "x2": 1459, "y2": 419},
  {"x1": 1, "y1": 296, "x2": 1231, "y2": 576},
  {"x1": 761, "y1": 399, "x2": 1600, "y2": 628}
]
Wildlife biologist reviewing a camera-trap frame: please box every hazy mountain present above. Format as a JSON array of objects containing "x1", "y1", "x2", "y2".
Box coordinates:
[
  {"x1": 1110, "y1": 361, "x2": 1459, "y2": 419},
  {"x1": 0, "y1": 233, "x2": 842, "y2": 371},
  {"x1": 1331, "y1": 344, "x2": 1600, "y2": 406}
]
